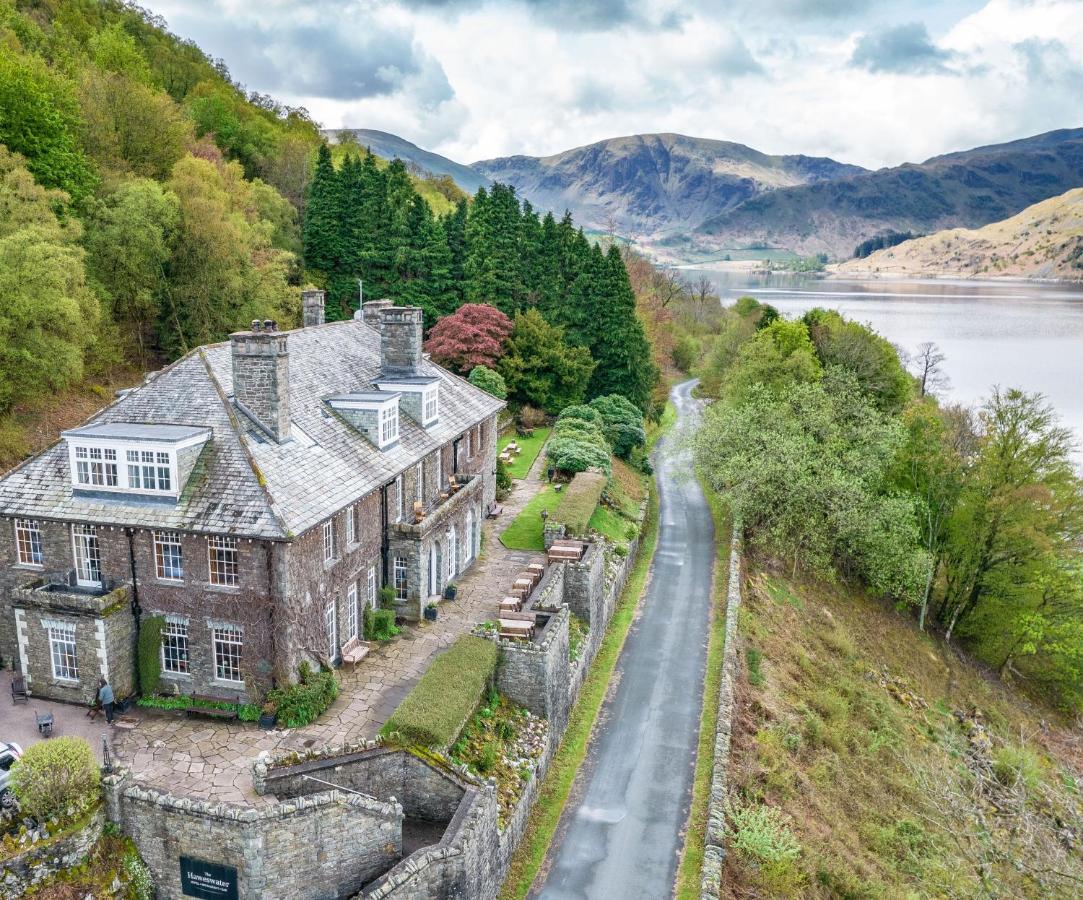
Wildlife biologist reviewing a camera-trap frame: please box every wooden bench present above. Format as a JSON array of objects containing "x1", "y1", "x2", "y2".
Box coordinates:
[
  {"x1": 185, "y1": 694, "x2": 239, "y2": 721},
  {"x1": 526, "y1": 562, "x2": 545, "y2": 580},
  {"x1": 487, "y1": 502, "x2": 503, "y2": 519},
  {"x1": 10, "y1": 674, "x2": 27, "y2": 704},
  {"x1": 548, "y1": 547, "x2": 583, "y2": 563},
  {"x1": 498, "y1": 615, "x2": 535, "y2": 640},
  {"x1": 341, "y1": 636, "x2": 370, "y2": 667}
]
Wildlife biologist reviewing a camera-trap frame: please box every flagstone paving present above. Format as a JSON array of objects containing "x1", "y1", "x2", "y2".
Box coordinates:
[{"x1": 110, "y1": 442, "x2": 549, "y2": 806}]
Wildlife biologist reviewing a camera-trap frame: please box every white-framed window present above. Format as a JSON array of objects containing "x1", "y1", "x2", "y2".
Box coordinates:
[
  {"x1": 14, "y1": 519, "x2": 43, "y2": 566},
  {"x1": 48, "y1": 622, "x2": 78, "y2": 681},
  {"x1": 367, "y1": 566, "x2": 377, "y2": 610},
  {"x1": 208, "y1": 536, "x2": 238, "y2": 587},
  {"x1": 153, "y1": 531, "x2": 184, "y2": 581},
  {"x1": 380, "y1": 404, "x2": 399, "y2": 445},
  {"x1": 212, "y1": 626, "x2": 242, "y2": 682},
  {"x1": 161, "y1": 620, "x2": 189, "y2": 674},
  {"x1": 127, "y1": 449, "x2": 172, "y2": 492},
  {"x1": 447, "y1": 526, "x2": 458, "y2": 580},
  {"x1": 323, "y1": 520, "x2": 335, "y2": 562},
  {"x1": 396, "y1": 475, "x2": 405, "y2": 522},
  {"x1": 346, "y1": 582, "x2": 358, "y2": 640},
  {"x1": 72, "y1": 525, "x2": 101, "y2": 587},
  {"x1": 325, "y1": 601, "x2": 337, "y2": 659},
  {"x1": 74, "y1": 445, "x2": 118, "y2": 487},
  {"x1": 466, "y1": 508, "x2": 476, "y2": 564},
  {"x1": 393, "y1": 556, "x2": 408, "y2": 600},
  {"x1": 423, "y1": 388, "x2": 438, "y2": 423},
  {"x1": 346, "y1": 505, "x2": 356, "y2": 545},
  {"x1": 415, "y1": 462, "x2": 424, "y2": 504}
]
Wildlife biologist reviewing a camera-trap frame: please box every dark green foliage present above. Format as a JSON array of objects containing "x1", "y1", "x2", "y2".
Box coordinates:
[
  {"x1": 853, "y1": 231, "x2": 919, "y2": 259},
  {"x1": 468, "y1": 365, "x2": 507, "y2": 399},
  {"x1": 381, "y1": 635, "x2": 500, "y2": 748},
  {"x1": 499, "y1": 309, "x2": 595, "y2": 413},
  {"x1": 364, "y1": 607, "x2": 400, "y2": 642},
  {"x1": 552, "y1": 471, "x2": 608, "y2": 537},
  {"x1": 556, "y1": 404, "x2": 603, "y2": 425},
  {"x1": 496, "y1": 457, "x2": 512, "y2": 497},
  {"x1": 589, "y1": 394, "x2": 646, "y2": 459},
  {"x1": 137, "y1": 615, "x2": 164, "y2": 695},
  {"x1": 547, "y1": 408, "x2": 613, "y2": 474},
  {"x1": 267, "y1": 663, "x2": 339, "y2": 728}
]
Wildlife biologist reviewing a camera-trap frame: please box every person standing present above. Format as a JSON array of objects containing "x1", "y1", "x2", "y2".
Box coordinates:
[{"x1": 97, "y1": 677, "x2": 115, "y2": 725}]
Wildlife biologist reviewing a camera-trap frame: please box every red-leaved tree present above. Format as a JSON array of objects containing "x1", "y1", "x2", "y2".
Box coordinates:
[{"x1": 422, "y1": 304, "x2": 513, "y2": 373}]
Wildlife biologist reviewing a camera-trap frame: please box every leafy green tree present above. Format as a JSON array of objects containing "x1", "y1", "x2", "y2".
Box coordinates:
[
  {"x1": 0, "y1": 50, "x2": 96, "y2": 202},
  {"x1": 88, "y1": 22, "x2": 155, "y2": 85},
  {"x1": 589, "y1": 393, "x2": 646, "y2": 459},
  {"x1": 498, "y1": 309, "x2": 595, "y2": 413},
  {"x1": 468, "y1": 365, "x2": 507, "y2": 400},
  {"x1": 724, "y1": 318, "x2": 822, "y2": 402}
]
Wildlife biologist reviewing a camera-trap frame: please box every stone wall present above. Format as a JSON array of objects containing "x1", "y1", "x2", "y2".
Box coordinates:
[
  {"x1": 104, "y1": 769, "x2": 401, "y2": 900},
  {"x1": 496, "y1": 607, "x2": 570, "y2": 732},
  {"x1": 0, "y1": 807, "x2": 104, "y2": 896},
  {"x1": 564, "y1": 541, "x2": 605, "y2": 628},
  {"x1": 700, "y1": 530, "x2": 743, "y2": 900}
]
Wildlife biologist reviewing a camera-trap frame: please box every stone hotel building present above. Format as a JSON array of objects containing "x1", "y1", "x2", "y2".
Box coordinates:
[{"x1": 0, "y1": 294, "x2": 503, "y2": 705}]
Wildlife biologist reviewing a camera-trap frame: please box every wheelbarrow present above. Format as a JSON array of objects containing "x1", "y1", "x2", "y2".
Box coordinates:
[{"x1": 35, "y1": 711, "x2": 54, "y2": 737}]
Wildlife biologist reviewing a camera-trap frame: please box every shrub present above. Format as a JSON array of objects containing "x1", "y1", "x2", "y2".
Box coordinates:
[
  {"x1": 267, "y1": 663, "x2": 338, "y2": 728},
  {"x1": 557, "y1": 404, "x2": 602, "y2": 425},
  {"x1": 496, "y1": 458, "x2": 512, "y2": 498},
  {"x1": 747, "y1": 647, "x2": 765, "y2": 687},
  {"x1": 553, "y1": 415, "x2": 607, "y2": 445},
  {"x1": 137, "y1": 614, "x2": 164, "y2": 694},
  {"x1": 364, "y1": 607, "x2": 400, "y2": 642},
  {"x1": 726, "y1": 801, "x2": 803, "y2": 892},
  {"x1": 589, "y1": 394, "x2": 646, "y2": 459},
  {"x1": 11, "y1": 737, "x2": 100, "y2": 823},
  {"x1": 378, "y1": 586, "x2": 396, "y2": 610},
  {"x1": 468, "y1": 364, "x2": 507, "y2": 400},
  {"x1": 992, "y1": 745, "x2": 1043, "y2": 792},
  {"x1": 519, "y1": 405, "x2": 547, "y2": 429},
  {"x1": 422, "y1": 303, "x2": 512, "y2": 372},
  {"x1": 381, "y1": 635, "x2": 500, "y2": 748},
  {"x1": 552, "y1": 471, "x2": 607, "y2": 537},
  {"x1": 546, "y1": 436, "x2": 611, "y2": 475},
  {"x1": 238, "y1": 704, "x2": 260, "y2": 722},
  {"x1": 672, "y1": 333, "x2": 700, "y2": 372}
]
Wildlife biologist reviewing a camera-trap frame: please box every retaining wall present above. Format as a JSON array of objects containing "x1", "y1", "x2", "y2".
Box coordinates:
[
  {"x1": 700, "y1": 529, "x2": 743, "y2": 899},
  {"x1": 0, "y1": 807, "x2": 104, "y2": 898}
]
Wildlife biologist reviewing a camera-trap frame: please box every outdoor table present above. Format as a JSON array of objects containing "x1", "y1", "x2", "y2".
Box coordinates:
[
  {"x1": 500, "y1": 596, "x2": 522, "y2": 612},
  {"x1": 499, "y1": 618, "x2": 533, "y2": 639}
]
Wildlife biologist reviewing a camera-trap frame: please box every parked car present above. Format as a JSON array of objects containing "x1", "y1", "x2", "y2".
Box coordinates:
[{"x1": 0, "y1": 742, "x2": 23, "y2": 808}]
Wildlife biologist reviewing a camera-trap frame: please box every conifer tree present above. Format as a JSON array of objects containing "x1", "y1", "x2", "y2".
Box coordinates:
[{"x1": 302, "y1": 143, "x2": 341, "y2": 283}]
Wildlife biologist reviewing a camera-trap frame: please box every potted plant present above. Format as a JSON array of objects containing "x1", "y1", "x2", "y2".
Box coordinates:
[
  {"x1": 424, "y1": 603, "x2": 438, "y2": 622},
  {"x1": 258, "y1": 700, "x2": 278, "y2": 730},
  {"x1": 443, "y1": 582, "x2": 457, "y2": 601}
]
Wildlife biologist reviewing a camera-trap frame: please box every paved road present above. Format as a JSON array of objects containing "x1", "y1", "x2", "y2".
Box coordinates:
[{"x1": 535, "y1": 380, "x2": 716, "y2": 899}]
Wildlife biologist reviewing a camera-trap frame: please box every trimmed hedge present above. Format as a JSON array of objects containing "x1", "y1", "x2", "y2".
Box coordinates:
[
  {"x1": 137, "y1": 615, "x2": 164, "y2": 695},
  {"x1": 552, "y1": 471, "x2": 608, "y2": 537},
  {"x1": 380, "y1": 635, "x2": 500, "y2": 749}
]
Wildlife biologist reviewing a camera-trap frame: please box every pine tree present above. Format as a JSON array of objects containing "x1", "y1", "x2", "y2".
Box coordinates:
[{"x1": 301, "y1": 144, "x2": 342, "y2": 281}]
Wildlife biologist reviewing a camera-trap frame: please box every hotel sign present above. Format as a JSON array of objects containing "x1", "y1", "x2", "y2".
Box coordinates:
[{"x1": 180, "y1": 856, "x2": 239, "y2": 900}]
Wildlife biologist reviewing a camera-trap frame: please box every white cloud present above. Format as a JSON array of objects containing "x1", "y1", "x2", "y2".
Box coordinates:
[{"x1": 150, "y1": 0, "x2": 1083, "y2": 168}]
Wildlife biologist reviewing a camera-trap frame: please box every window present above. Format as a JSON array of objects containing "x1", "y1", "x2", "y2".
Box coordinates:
[
  {"x1": 14, "y1": 519, "x2": 43, "y2": 566},
  {"x1": 447, "y1": 526, "x2": 458, "y2": 580},
  {"x1": 48, "y1": 623, "x2": 78, "y2": 681},
  {"x1": 393, "y1": 556, "x2": 408, "y2": 600},
  {"x1": 367, "y1": 566, "x2": 377, "y2": 610},
  {"x1": 323, "y1": 520, "x2": 335, "y2": 562},
  {"x1": 74, "y1": 446, "x2": 118, "y2": 487},
  {"x1": 72, "y1": 525, "x2": 101, "y2": 586},
  {"x1": 435, "y1": 450, "x2": 443, "y2": 494},
  {"x1": 466, "y1": 508, "x2": 476, "y2": 564},
  {"x1": 212, "y1": 626, "x2": 242, "y2": 682},
  {"x1": 161, "y1": 620, "x2": 189, "y2": 675},
  {"x1": 380, "y1": 404, "x2": 399, "y2": 445},
  {"x1": 208, "y1": 536, "x2": 238, "y2": 587},
  {"x1": 346, "y1": 583, "x2": 358, "y2": 640},
  {"x1": 127, "y1": 450, "x2": 171, "y2": 492},
  {"x1": 466, "y1": 429, "x2": 474, "y2": 459},
  {"x1": 396, "y1": 475, "x2": 404, "y2": 522},
  {"x1": 415, "y1": 462, "x2": 424, "y2": 504},
  {"x1": 346, "y1": 505, "x2": 356, "y2": 545},
  {"x1": 423, "y1": 389, "x2": 438, "y2": 423},
  {"x1": 153, "y1": 532, "x2": 184, "y2": 581},
  {"x1": 325, "y1": 601, "x2": 337, "y2": 659}
]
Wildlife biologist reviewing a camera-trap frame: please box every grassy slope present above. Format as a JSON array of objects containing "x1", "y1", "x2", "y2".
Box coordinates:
[
  {"x1": 499, "y1": 486, "x2": 562, "y2": 551},
  {"x1": 499, "y1": 427, "x2": 551, "y2": 480},
  {"x1": 726, "y1": 559, "x2": 1083, "y2": 898}
]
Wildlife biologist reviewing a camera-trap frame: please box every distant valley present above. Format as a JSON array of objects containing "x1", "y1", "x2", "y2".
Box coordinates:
[{"x1": 331, "y1": 126, "x2": 1083, "y2": 266}]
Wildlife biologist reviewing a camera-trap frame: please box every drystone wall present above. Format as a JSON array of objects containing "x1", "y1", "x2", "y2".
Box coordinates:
[
  {"x1": 0, "y1": 807, "x2": 104, "y2": 897},
  {"x1": 700, "y1": 529, "x2": 743, "y2": 899}
]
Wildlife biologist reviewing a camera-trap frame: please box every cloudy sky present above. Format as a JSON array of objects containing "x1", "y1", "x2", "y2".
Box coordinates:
[{"x1": 150, "y1": 0, "x2": 1083, "y2": 169}]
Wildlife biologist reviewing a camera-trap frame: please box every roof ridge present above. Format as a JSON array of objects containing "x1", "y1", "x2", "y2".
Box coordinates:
[{"x1": 197, "y1": 348, "x2": 291, "y2": 539}]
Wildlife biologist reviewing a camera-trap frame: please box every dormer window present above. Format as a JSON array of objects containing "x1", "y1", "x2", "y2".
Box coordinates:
[
  {"x1": 423, "y1": 388, "x2": 438, "y2": 423},
  {"x1": 62, "y1": 423, "x2": 211, "y2": 499},
  {"x1": 381, "y1": 404, "x2": 399, "y2": 444},
  {"x1": 373, "y1": 377, "x2": 440, "y2": 428}
]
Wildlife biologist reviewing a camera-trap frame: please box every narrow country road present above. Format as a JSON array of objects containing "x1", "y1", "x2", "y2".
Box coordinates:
[{"x1": 534, "y1": 379, "x2": 716, "y2": 899}]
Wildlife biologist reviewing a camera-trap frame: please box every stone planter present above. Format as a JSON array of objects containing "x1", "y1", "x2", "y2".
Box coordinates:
[{"x1": 424, "y1": 606, "x2": 438, "y2": 622}]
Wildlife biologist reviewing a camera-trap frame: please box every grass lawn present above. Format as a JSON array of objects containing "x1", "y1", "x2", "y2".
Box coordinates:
[
  {"x1": 674, "y1": 477, "x2": 731, "y2": 899},
  {"x1": 499, "y1": 486, "x2": 562, "y2": 551},
  {"x1": 499, "y1": 427, "x2": 551, "y2": 480},
  {"x1": 587, "y1": 503, "x2": 633, "y2": 542},
  {"x1": 499, "y1": 475, "x2": 662, "y2": 899}
]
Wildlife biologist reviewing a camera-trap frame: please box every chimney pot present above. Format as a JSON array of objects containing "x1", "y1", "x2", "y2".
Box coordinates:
[
  {"x1": 251, "y1": 319, "x2": 261, "y2": 332},
  {"x1": 263, "y1": 319, "x2": 275, "y2": 332}
]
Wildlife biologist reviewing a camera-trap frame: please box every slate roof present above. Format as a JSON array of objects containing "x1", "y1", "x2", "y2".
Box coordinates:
[{"x1": 0, "y1": 319, "x2": 504, "y2": 540}]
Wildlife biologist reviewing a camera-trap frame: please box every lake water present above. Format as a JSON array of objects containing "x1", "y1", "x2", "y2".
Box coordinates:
[{"x1": 684, "y1": 269, "x2": 1083, "y2": 459}]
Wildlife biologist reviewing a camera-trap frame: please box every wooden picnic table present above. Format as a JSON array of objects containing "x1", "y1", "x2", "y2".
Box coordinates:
[
  {"x1": 499, "y1": 618, "x2": 533, "y2": 639},
  {"x1": 526, "y1": 562, "x2": 545, "y2": 579},
  {"x1": 500, "y1": 596, "x2": 522, "y2": 613}
]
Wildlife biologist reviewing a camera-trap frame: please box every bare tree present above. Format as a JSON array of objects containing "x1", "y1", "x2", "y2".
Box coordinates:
[
  {"x1": 911, "y1": 342, "x2": 951, "y2": 397},
  {"x1": 652, "y1": 268, "x2": 687, "y2": 309}
]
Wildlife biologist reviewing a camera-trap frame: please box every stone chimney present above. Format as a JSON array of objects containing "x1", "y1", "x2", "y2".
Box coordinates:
[
  {"x1": 361, "y1": 299, "x2": 394, "y2": 331},
  {"x1": 380, "y1": 306, "x2": 424, "y2": 378},
  {"x1": 301, "y1": 290, "x2": 325, "y2": 327},
  {"x1": 231, "y1": 320, "x2": 290, "y2": 443}
]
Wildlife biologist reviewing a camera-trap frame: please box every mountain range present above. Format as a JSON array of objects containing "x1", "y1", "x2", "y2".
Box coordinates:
[{"x1": 329, "y1": 127, "x2": 1083, "y2": 263}]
